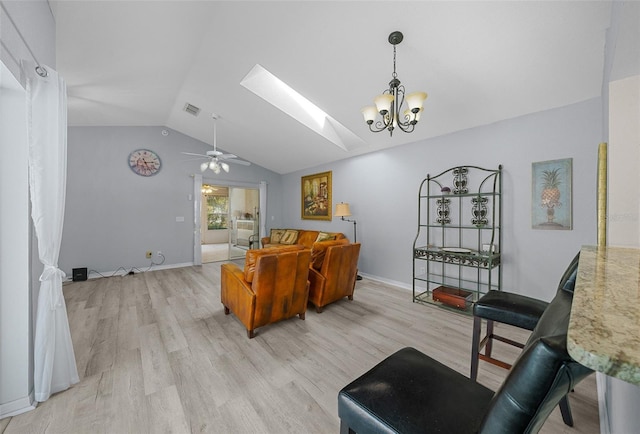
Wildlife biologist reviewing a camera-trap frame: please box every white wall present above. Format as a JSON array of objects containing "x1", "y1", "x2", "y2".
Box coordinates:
[
  {"x1": 600, "y1": 74, "x2": 640, "y2": 434},
  {"x1": 0, "y1": 0, "x2": 55, "y2": 418},
  {"x1": 0, "y1": 0, "x2": 55, "y2": 83},
  {"x1": 0, "y1": 61, "x2": 33, "y2": 418},
  {"x1": 59, "y1": 126, "x2": 282, "y2": 276},
  {"x1": 280, "y1": 98, "x2": 601, "y2": 302},
  {"x1": 608, "y1": 75, "x2": 640, "y2": 247}
]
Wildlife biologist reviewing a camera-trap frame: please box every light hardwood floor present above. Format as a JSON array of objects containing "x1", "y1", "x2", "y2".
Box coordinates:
[{"x1": 2, "y1": 263, "x2": 599, "y2": 433}]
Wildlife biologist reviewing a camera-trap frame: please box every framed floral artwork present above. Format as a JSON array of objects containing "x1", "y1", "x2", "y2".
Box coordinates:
[
  {"x1": 301, "y1": 171, "x2": 332, "y2": 220},
  {"x1": 532, "y1": 158, "x2": 572, "y2": 230}
]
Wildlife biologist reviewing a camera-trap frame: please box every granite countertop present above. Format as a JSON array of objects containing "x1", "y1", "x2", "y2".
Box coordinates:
[{"x1": 568, "y1": 245, "x2": 640, "y2": 385}]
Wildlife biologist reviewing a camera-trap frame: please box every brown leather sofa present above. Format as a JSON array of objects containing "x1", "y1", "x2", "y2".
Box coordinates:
[
  {"x1": 221, "y1": 245, "x2": 312, "y2": 338},
  {"x1": 308, "y1": 240, "x2": 361, "y2": 312},
  {"x1": 261, "y1": 228, "x2": 346, "y2": 249}
]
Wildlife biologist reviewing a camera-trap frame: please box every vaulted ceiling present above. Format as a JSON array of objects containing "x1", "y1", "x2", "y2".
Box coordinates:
[{"x1": 51, "y1": 1, "x2": 636, "y2": 174}]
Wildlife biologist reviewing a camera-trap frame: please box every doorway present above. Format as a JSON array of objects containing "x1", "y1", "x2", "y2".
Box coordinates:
[{"x1": 200, "y1": 184, "x2": 260, "y2": 263}]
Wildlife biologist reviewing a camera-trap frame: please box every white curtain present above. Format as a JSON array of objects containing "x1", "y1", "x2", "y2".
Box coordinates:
[{"x1": 25, "y1": 61, "x2": 79, "y2": 402}]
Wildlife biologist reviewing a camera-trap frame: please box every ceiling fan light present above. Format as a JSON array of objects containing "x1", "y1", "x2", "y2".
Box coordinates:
[
  {"x1": 200, "y1": 162, "x2": 209, "y2": 172},
  {"x1": 374, "y1": 94, "x2": 394, "y2": 115},
  {"x1": 406, "y1": 91, "x2": 427, "y2": 112},
  {"x1": 221, "y1": 162, "x2": 230, "y2": 173},
  {"x1": 361, "y1": 106, "x2": 378, "y2": 124}
]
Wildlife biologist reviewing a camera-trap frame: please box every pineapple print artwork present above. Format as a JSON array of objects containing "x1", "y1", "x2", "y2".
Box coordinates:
[
  {"x1": 541, "y1": 168, "x2": 561, "y2": 221},
  {"x1": 532, "y1": 159, "x2": 572, "y2": 230}
]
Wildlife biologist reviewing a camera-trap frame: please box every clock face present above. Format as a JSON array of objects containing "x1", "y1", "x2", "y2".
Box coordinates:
[{"x1": 128, "y1": 149, "x2": 161, "y2": 177}]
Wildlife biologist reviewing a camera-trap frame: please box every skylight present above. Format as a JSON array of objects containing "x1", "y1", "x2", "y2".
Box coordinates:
[{"x1": 240, "y1": 64, "x2": 365, "y2": 151}]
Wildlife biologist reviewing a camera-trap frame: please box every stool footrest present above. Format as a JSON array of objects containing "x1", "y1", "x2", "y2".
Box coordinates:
[{"x1": 478, "y1": 353, "x2": 513, "y2": 370}]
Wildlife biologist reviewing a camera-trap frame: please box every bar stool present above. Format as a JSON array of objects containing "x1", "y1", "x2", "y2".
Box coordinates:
[
  {"x1": 470, "y1": 291, "x2": 547, "y2": 377},
  {"x1": 470, "y1": 253, "x2": 580, "y2": 427}
]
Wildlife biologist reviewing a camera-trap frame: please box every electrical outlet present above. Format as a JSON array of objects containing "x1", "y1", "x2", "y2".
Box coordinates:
[
  {"x1": 146, "y1": 251, "x2": 152, "y2": 258},
  {"x1": 157, "y1": 251, "x2": 162, "y2": 257}
]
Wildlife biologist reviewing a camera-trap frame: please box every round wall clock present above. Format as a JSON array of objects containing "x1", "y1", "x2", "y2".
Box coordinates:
[{"x1": 128, "y1": 149, "x2": 161, "y2": 177}]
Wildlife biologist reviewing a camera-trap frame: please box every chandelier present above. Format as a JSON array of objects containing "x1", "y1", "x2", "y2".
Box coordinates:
[{"x1": 361, "y1": 31, "x2": 427, "y2": 136}]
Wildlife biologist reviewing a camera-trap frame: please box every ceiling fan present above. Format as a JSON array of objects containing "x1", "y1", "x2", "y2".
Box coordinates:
[{"x1": 182, "y1": 114, "x2": 251, "y2": 174}]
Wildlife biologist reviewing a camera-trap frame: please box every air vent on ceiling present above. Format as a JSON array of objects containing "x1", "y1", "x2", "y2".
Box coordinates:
[{"x1": 184, "y1": 103, "x2": 201, "y2": 116}]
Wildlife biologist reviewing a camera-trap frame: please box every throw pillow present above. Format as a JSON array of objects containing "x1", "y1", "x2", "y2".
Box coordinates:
[
  {"x1": 270, "y1": 229, "x2": 286, "y2": 244},
  {"x1": 280, "y1": 230, "x2": 299, "y2": 245},
  {"x1": 310, "y1": 239, "x2": 349, "y2": 270},
  {"x1": 315, "y1": 231, "x2": 336, "y2": 242}
]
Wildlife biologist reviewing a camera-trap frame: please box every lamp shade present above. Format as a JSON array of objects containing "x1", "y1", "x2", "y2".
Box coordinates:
[
  {"x1": 200, "y1": 162, "x2": 209, "y2": 172},
  {"x1": 374, "y1": 94, "x2": 394, "y2": 114},
  {"x1": 334, "y1": 202, "x2": 351, "y2": 217},
  {"x1": 361, "y1": 106, "x2": 378, "y2": 123},
  {"x1": 405, "y1": 91, "x2": 428, "y2": 111}
]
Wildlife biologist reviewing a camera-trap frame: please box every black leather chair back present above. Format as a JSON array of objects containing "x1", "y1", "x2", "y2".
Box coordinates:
[{"x1": 478, "y1": 253, "x2": 592, "y2": 433}]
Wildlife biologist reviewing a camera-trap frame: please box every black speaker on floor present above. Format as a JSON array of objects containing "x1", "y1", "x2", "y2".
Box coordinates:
[{"x1": 72, "y1": 267, "x2": 87, "y2": 281}]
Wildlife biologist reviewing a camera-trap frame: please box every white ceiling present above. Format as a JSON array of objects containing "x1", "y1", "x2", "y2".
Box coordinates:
[{"x1": 51, "y1": 1, "x2": 628, "y2": 174}]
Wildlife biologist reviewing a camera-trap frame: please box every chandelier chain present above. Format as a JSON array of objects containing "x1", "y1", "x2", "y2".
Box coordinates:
[{"x1": 392, "y1": 45, "x2": 397, "y2": 79}]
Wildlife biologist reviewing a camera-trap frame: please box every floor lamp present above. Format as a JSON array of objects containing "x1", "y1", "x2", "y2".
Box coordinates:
[{"x1": 335, "y1": 202, "x2": 362, "y2": 280}]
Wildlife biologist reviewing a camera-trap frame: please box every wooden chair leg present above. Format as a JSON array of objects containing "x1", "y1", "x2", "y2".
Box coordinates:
[
  {"x1": 247, "y1": 329, "x2": 254, "y2": 339},
  {"x1": 485, "y1": 319, "x2": 494, "y2": 357},
  {"x1": 224, "y1": 306, "x2": 230, "y2": 315},
  {"x1": 299, "y1": 312, "x2": 305, "y2": 320},
  {"x1": 316, "y1": 306, "x2": 324, "y2": 313}
]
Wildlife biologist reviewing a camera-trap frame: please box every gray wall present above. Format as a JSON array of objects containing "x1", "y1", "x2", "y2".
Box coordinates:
[
  {"x1": 59, "y1": 126, "x2": 282, "y2": 276},
  {"x1": 281, "y1": 98, "x2": 601, "y2": 302}
]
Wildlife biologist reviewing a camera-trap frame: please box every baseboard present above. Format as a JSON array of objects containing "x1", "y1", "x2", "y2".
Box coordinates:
[
  {"x1": 77, "y1": 262, "x2": 196, "y2": 280},
  {"x1": 358, "y1": 272, "x2": 411, "y2": 291},
  {"x1": 0, "y1": 389, "x2": 36, "y2": 419}
]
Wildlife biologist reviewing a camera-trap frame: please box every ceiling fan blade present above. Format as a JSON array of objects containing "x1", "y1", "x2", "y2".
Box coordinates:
[
  {"x1": 219, "y1": 153, "x2": 237, "y2": 160},
  {"x1": 225, "y1": 158, "x2": 251, "y2": 166},
  {"x1": 182, "y1": 152, "x2": 208, "y2": 157},
  {"x1": 182, "y1": 157, "x2": 209, "y2": 162}
]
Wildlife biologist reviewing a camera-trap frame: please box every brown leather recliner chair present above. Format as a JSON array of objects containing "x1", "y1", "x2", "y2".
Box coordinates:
[
  {"x1": 221, "y1": 245, "x2": 312, "y2": 338},
  {"x1": 308, "y1": 241, "x2": 361, "y2": 312}
]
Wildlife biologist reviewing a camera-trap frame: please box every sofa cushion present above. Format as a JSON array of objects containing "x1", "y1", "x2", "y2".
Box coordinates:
[
  {"x1": 315, "y1": 231, "x2": 336, "y2": 242},
  {"x1": 310, "y1": 238, "x2": 349, "y2": 270},
  {"x1": 296, "y1": 231, "x2": 319, "y2": 247},
  {"x1": 244, "y1": 245, "x2": 303, "y2": 283},
  {"x1": 280, "y1": 230, "x2": 299, "y2": 245},
  {"x1": 269, "y1": 229, "x2": 286, "y2": 244}
]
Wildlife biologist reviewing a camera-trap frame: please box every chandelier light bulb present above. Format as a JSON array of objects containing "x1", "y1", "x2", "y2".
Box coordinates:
[
  {"x1": 221, "y1": 162, "x2": 230, "y2": 173},
  {"x1": 200, "y1": 162, "x2": 209, "y2": 172}
]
